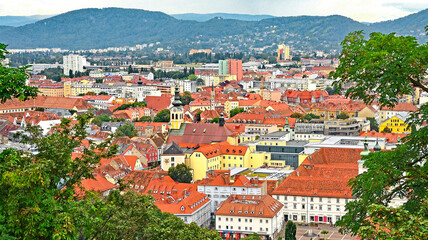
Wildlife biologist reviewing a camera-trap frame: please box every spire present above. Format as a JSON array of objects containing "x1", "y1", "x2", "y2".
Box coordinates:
[
  {"x1": 374, "y1": 137, "x2": 381, "y2": 152},
  {"x1": 172, "y1": 85, "x2": 182, "y2": 107},
  {"x1": 360, "y1": 136, "x2": 370, "y2": 156},
  {"x1": 219, "y1": 112, "x2": 225, "y2": 127}
]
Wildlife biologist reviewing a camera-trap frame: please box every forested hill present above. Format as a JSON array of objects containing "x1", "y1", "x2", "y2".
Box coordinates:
[{"x1": 0, "y1": 7, "x2": 426, "y2": 51}]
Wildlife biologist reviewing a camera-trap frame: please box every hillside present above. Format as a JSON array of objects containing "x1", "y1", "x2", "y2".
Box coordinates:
[
  {"x1": 0, "y1": 7, "x2": 426, "y2": 51},
  {"x1": 0, "y1": 15, "x2": 51, "y2": 27},
  {"x1": 172, "y1": 13, "x2": 275, "y2": 22}
]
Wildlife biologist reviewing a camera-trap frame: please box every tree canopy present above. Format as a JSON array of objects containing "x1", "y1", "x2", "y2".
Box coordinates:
[
  {"x1": 230, "y1": 107, "x2": 245, "y2": 117},
  {"x1": 0, "y1": 114, "x2": 220, "y2": 239},
  {"x1": 0, "y1": 43, "x2": 38, "y2": 103},
  {"x1": 331, "y1": 30, "x2": 428, "y2": 239},
  {"x1": 336, "y1": 112, "x2": 349, "y2": 120},
  {"x1": 154, "y1": 109, "x2": 170, "y2": 122},
  {"x1": 116, "y1": 123, "x2": 137, "y2": 138},
  {"x1": 168, "y1": 163, "x2": 193, "y2": 183},
  {"x1": 284, "y1": 220, "x2": 297, "y2": 240}
]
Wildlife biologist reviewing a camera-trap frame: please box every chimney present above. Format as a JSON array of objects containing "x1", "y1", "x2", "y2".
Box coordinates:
[
  {"x1": 219, "y1": 112, "x2": 225, "y2": 127},
  {"x1": 296, "y1": 171, "x2": 300, "y2": 177}
]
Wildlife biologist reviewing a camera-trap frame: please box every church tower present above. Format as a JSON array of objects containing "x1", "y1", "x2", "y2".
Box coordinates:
[
  {"x1": 170, "y1": 85, "x2": 184, "y2": 130},
  {"x1": 211, "y1": 83, "x2": 215, "y2": 111}
]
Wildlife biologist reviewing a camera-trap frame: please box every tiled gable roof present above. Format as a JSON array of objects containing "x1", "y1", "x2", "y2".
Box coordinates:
[
  {"x1": 272, "y1": 148, "x2": 362, "y2": 198},
  {"x1": 215, "y1": 195, "x2": 283, "y2": 218}
]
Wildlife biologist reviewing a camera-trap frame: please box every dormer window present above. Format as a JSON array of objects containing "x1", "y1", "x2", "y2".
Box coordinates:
[{"x1": 181, "y1": 206, "x2": 185, "y2": 211}]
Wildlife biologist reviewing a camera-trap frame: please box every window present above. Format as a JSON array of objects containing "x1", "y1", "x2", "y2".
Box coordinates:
[
  {"x1": 328, "y1": 205, "x2": 331, "y2": 211},
  {"x1": 250, "y1": 227, "x2": 252, "y2": 230},
  {"x1": 319, "y1": 205, "x2": 322, "y2": 210},
  {"x1": 218, "y1": 225, "x2": 221, "y2": 229},
  {"x1": 310, "y1": 216, "x2": 315, "y2": 221},
  {"x1": 302, "y1": 204, "x2": 305, "y2": 209},
  {"x1": 226, "y1": 226, "x2": 228, "y2": 229},
  {"x1": 328, "y1": 198, "x2": 331, "y2": 203},
  {"x1": 260, "y1": 219, "x2": 262, "y2": 223},
  {"x1": 266, "y1": 228, "x2": 268, "y2": 232},
  {"x1": 310, "y1": 204, "x2": 314, "y2": 210},
  {"x1": 336, "y1": 206, "x2": 340, "y2": 211},
  {"x1": 245, "y1": 219, "x2": 248, "y2": 222},
  {"x1": 319, "y1": 197, "x2": 322, "y2": 202},
  {"x1": 250, "y1": 219, "x2": 252, "y2": 223},
  {"x1": 171, "y1": 157, "x2": 175, "y2": 162},
  {"x1": 310, "y1": 197, "x2": 314, "y2": 202},
  {"x1": 345, "y1": 199, "x2": 349, "y2": 204},
  {"x1": 226, "y1": 218, "x2": 228, "y2": 221},
  {"x1": 218, "y1": 217, "x2": 221, "y2": 221},
  {"x1": 302, "y1": 197, "x2": 305, "y2": 202},
  {"x1": 293, "y1": 204, "x2": 297, "y2": 209},
  {"x1": 260, "y1": 227, "x2": 263, "y2": 231},
  {"x1": 266, "y1": 220, "x2": 268, "y2": 223},
  {"x1": 238, "y1": 226, "x2": 241, "y2": 230},
  {"x1": 245, "y1": 227, "x2": 247, "y2": 230},
  {"x1": 230, "y1": 226, "x2": 233, "y2": 230},
  {"x1": 294, "y1": 196, "x2": 297, "y2": 201},
  {"x1": 301, "y1": 215, "x2": 306, "y2": 221},
  {"x1": 336, "y1": 198, "x2": 340, "y2": 203}
]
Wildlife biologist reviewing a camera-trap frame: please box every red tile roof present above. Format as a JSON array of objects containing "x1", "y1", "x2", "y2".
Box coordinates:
[
  {"x1": 0, "y1": 96, "x2": 93, "y2": 110},
  {"x1": 215, "y1": 195, "x2": 283, "y2": 218},
  {"x1": 359, "y1": 131, "x2": 408, "y2": 143},
  {"x1": 145, "y1": 95, "x2": 172, "y2": 112},
  {"x1": 272, "y1": 148, "x2": 363, "y2": 198}
]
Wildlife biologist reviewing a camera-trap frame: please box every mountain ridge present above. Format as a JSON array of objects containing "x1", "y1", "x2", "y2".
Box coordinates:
[{"x1": 0, "y1": 7, "x2": 426, "y2": 51}]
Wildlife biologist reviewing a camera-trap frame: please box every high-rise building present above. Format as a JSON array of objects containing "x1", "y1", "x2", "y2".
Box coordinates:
[
  {"x1": 63, "y1": 54, "x2": 88, "y2": 75},
  {"x1": 218, "y1": 60, "x2": 229, "y2": 75},
  {"x1": 218, "y1": 59, "x2": 243, "y2": 80},
  {"x1": 277, "y1": 44, "x2": 290, "y2": 61}
]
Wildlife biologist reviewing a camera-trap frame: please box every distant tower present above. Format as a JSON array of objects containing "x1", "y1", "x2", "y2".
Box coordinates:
[
  {"x1": 277, "y1": 44, "x2": 290, "y2": 61},
  {"x1": 211, "y1": 83, "x2": 215, "y2": 111},
  {"x1": 170, "y1": 85, "x2": 184, "y2": 130}
]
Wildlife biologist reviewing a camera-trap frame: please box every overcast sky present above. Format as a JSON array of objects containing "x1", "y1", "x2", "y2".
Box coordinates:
[{"x1": 1, "y1": 0, "x2": 427, "y2": 22}]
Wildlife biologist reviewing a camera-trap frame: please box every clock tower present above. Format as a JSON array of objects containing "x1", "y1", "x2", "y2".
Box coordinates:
[{"x1": 170, "y1": 85, "x2": 184, "y2": 130}]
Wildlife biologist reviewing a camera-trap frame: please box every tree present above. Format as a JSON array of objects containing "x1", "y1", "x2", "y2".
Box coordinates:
[
  {"x1": 188, "y1": 74, "x2": 197, "y2": 81},
  {"x1": 230, "y1": 107, "x2": 245, "y2": 117},
  {"x1": 284, "y1": 220, "x2": 297, "y2": 240},
  {"x1": 243, "y1": 233, "x2": 261, "y2": 239},
  {"x1": 367, "y1": 117, "x2": 379, "y2": 132},
  {"x1": 330, "y1": 30, "x2": 428, "y2": 239},
  {"x1": 336, "y1": 112, "x2": 349, "y2": 119},
  {"x1": 320, "y1": 230, "x2": 329, "y2": 239},
  {"x1": 69, "y1": 69, "x2": 74, "y2": 78},
  {"x1": 210, "y1": 116, "x2": 219, "y2": 123},
  {"x1": 0, "y1": 115, "x2": 220, "y2": 239},
  {"x1": 168, "y1": 163, "x2": 192, "y2": 183},
  {"x1": 325, "y1": 86, "x2": 336, "y2": 95},
  {"x1": 303, "y1": 113, "x2": 320, "y2": 121},
  {"x1": 114, "y1": 101, "x2": 147, "y2": 112},
  {"x1": 381, "y1": 126, "x2": 392, "y2": 133},
  {"x1": 98, "y1": 91, "x2": 108, "y2": 95},
  {"x1": 139, "y1": 116, "x2": 152, "y2": 122},
  {"x1": 180, "y1": 91, "x2": 194, "y2": 105},
  {"x1": 116, "y1": 123, "x2": 137, "y2": 138},
  {"x1": 0, "y1": 43, "x2": 38, "y2": 103},
  {"x1": 290, "y1": 113, "x2": 303, "y2": 119},
  {"x1": 154, "y1": 109, "x2": 170, "y2": 122}
]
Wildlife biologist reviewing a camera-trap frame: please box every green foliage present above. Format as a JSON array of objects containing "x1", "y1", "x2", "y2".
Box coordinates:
[
  {"x1": 114, "y1": 101, "x2": 147, "y2": 111},
  {"x1": 139, "y1": 116, "x2": 152, "y2": 122},
  {"x1": 116, "y1": 123, "x2": 137, "y2": 138},
  {"x1": 243, "y1": 233, "x2": 261, "y2": 239},
  {"x1": 230, "y1": 107, "x2": 245, "y2": 117},
  {"x1": 180, "y1": 91, "x2": 194, "y2": 106},
  {"x1": 382, "y1": 126, "x2": 392, "y2": 133},
  {"x1": 210, "y1": 116, "x2": 219, "y2": 123},
  {"x1": 290, "y1": 113, "x2": 303, "y2": 119},
  {"x1": 98, "y1": 91, "x2": 108, "y2": 95},
  {"x1": 336, "y1": 112, "x2": 349, "y2": 119},
  {"x1": 284, "y1": 220, "x2": 297, "y2": 240},
  {"x1": 0, "y1": 43, "x2": 38, "y2": 103},
  {"x1": 330, "y1": 31, "x2": 428, "y2": 109},
  {"x1": 325, "y1": 86, "x2": 336, "y2": 95},
  {"x1": 92, "y1": 114, "x2": 112, "y2": 127},
  {"x1": 332, "y1": 30, "x2": 428, "y2": 239},
  {"x1": 154, "y1": 109, "x2": 170, "y2": 122},
  {"x1": 187, "y1": 74, "x2": 197, "y2": 81},
  {"x1": 0, "y1": 115, "x2": 220, "y2": 239},
  {"x1": 39, "y1": 67, "x2": 64, "y2": 82},
  {"x1": 303, "y1": 113, "x2": 320, "y2": 121},
  {"x1": 168, "y1": 163, "x2": 193, "y2": 183},
  {"x1": 367, "y1": 117, "x2": 379, "y2": 132}
]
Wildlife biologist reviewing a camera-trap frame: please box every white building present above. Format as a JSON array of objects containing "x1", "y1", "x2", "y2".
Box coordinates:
[
  {"x1": 161, "y1": 141, "x2": 185, "y2": 171},
  {"x1": 179, "y1": 80, "x2": 197, "y2": 93},
  {"x1": 272, "y1": 148, "x2": 364, "y2": 224},
  {"x1": 196, "y1": 172, "x2": 267, "y2": 213},
  {"x1": 215, "y1": 195, "x2": 284, "y2": 240},
  {"x1": 63, "y1": 54, "x2": 88, "y2": 75}
]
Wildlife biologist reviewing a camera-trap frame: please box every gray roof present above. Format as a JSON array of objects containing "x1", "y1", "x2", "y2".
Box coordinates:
[{"x1": 163, "y1": 141, "x2": 184, "y2": 155}]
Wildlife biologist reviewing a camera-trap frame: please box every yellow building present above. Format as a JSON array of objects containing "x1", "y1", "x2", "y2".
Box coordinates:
[
  {"x1": 188, "y1": 143, "x2": 251, "y2": 181},
  {"x1": 277, "y1": 44, "x2": 290, "y2": 61},
  {"x1": 38, "y1": 84, "x2": 64, "y2": 97},
  {"x1": 224, "y1": 99, "x2": 239, "y2": 116},
  {"x1": 170, "y1": 86, "x2": 184, "y2": 130},
  {"x1": 379, "y1": 114, "x2": 411, "y2": 133},
  {"x1": 214, "y1": 74, "x2": 237, "y2": 86}
]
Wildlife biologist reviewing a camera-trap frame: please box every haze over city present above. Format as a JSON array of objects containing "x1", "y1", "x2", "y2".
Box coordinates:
[{"x1": 1, "y1": 0, "x2": 427, "y2": 22}]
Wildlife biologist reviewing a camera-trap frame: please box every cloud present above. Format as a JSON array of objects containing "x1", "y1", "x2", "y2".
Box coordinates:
[{"x1": 0, "y1": 0, "x2": 426, "y2": 22}]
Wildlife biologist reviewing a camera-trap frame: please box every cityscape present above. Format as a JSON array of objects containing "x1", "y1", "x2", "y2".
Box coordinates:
[{"x1": 0, "y1": 1, "x2": 427, "y2": 240}]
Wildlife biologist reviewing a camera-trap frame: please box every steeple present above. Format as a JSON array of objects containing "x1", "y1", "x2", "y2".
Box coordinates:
[
  {"x1": 374, "y1": 137, "x2": 381, "y2": 152},
  {"x1": 219, "y1": 112, "x2": 225, "y2": 127},
  {"x1": 360, "y1": 136, "x2": 370, "y2": 156},
  {"x1": 211, "y1": 82, "x2": 215, "y2": 111},
  {"x1": 172, "y1": 85, "x2": 182, "y2": 107}
]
